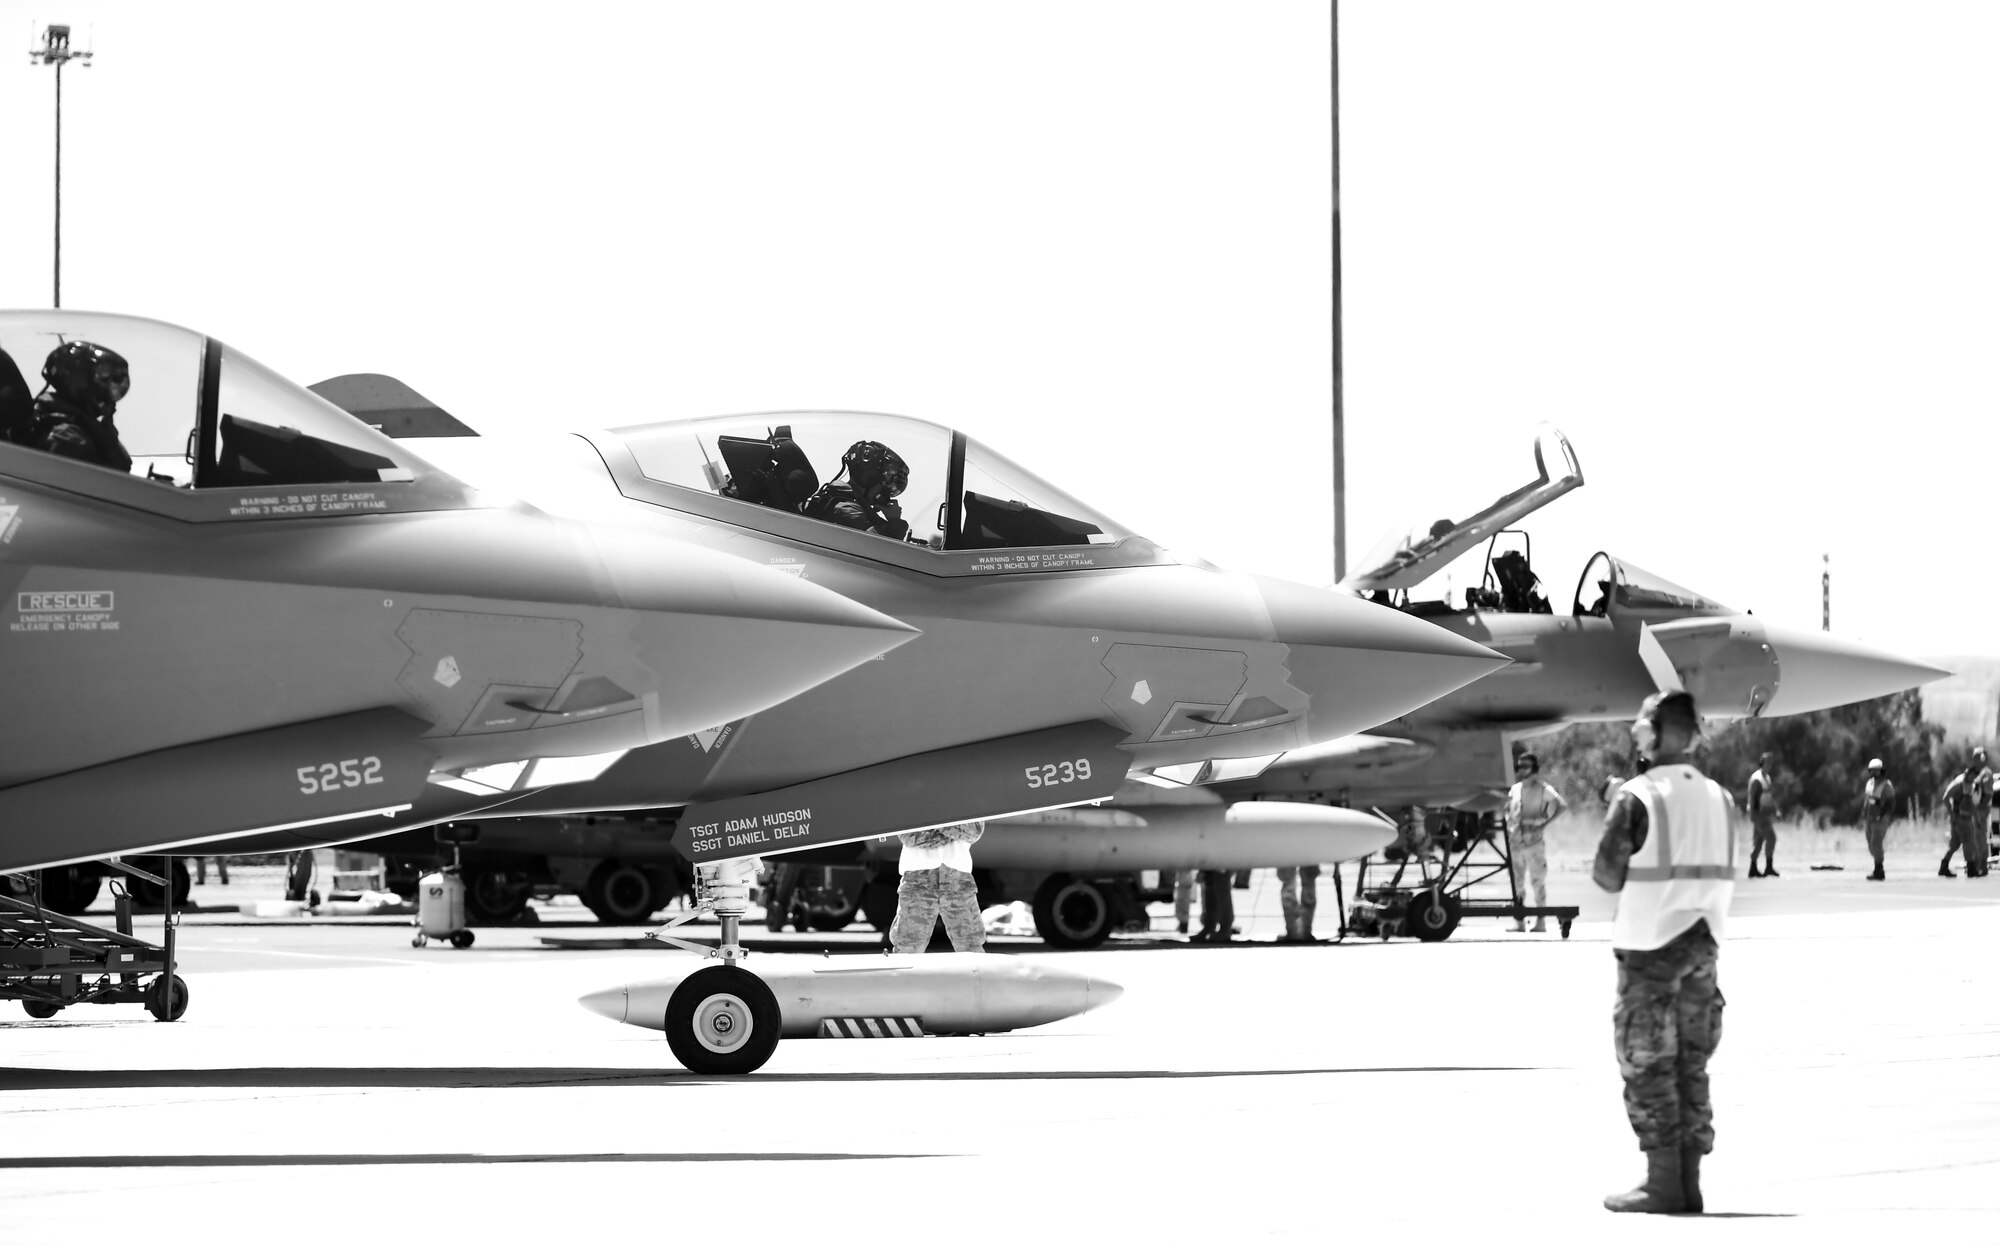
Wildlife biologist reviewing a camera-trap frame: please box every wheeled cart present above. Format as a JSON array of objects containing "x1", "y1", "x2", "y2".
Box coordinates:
[
  {"x1": 1340, "y1": 810, "x2": 1577, "y2": 942},
  {"x1": 0, "y1": 860, "x2": 188, "y2": 1021},
  {"x1": 412, "y1": 867, "x2": 475, "y2": 948}
]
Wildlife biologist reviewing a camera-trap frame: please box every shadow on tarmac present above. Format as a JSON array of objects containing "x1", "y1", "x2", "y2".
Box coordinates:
[
  {"x1": 0, "y1": 1152, "x2": 934, "y2": 1168},
  {"x1": 0, "y1": 1065, "x2": 1538, "y2": 1091}
]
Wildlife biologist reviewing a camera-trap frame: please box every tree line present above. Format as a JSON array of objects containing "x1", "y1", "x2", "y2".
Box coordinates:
[{"x1": 1528, "y1": 690, "x2": 1980, "y2": 823}]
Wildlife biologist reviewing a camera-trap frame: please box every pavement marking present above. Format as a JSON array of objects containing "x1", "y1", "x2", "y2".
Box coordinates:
[{"x1": 175, "y1": 945, "x2": 419, "y2": 968}]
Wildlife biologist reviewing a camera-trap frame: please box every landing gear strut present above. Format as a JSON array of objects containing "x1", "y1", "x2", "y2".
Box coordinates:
[{"x1": 647, "y1": 859, "x2": 781, "y2": 1074}]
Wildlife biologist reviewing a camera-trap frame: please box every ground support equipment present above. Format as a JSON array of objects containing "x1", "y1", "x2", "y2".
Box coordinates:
[
  {"x1": 0, "y1": 860, "x2": 187, "y2": 1020},
  {"x1": 1341, "y1": 813, "x2": 1577, "y2": 942}
]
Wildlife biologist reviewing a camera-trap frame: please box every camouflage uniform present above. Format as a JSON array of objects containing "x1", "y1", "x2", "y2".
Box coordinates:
[
  {"x1": 1276, "y1": 865, "x2": 1319, "y2": 941},
  {"x1": 889, "y1": 821, "x2": 985, "y2": 954},
  {"x1": 1614, "y1": 920, "x2": 1724, "y2": 1152},
  {"x1": 1861, "y1": 773, "x2": 1895, "y2": 878},
  {"x1": 1745, "y1": 767, "x2": 1775, "y2": 875},
  {"x1": 1941, "y1": 768, "x2": 1992, "y2": 877}
]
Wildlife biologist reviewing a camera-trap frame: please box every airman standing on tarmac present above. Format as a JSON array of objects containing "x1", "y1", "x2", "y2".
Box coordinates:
[
  {"x1": 1861, "y1": 759, "x2": 1896, "y2": 881},
  {"x1": 1940, "y1": 751, "x2": 1992, "y2": 879},
  {"x1": 889, "y1": 821, "x2": 986, "y2": 953},
  {"x1": 1505, "y1": 753, "x2": 1568, "y2": 931},
  {"x1": 1594, "y1": 690, "x2": 1736, "y2": 1215},
  {"x1": 1275, "y1": 864, "x2": 1321, "y2": 943},
  {"x1": 1745, "y1": 753, "x2": 1778, "y2": 877}
]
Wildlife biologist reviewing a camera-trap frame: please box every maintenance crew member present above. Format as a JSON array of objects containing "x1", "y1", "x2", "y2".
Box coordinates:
[
  {"x1": 1593, "y1": 690, "x2": 1735, "y2": 1215},
  {"x1": 1505, "y1": 753, "x2": 1568, "y2": 931},
  {"x1": 1275, "y1": 864, "x2": 1320, "y2": 943},
  {"x1": 1745, "y1": 753, "x2": 1777, "y2": 878},
  {"x1": 1861, "y1": 758, "x2": 1896, "y2": 881},
  {"x1": 1194, "y1": 868, "x2": 1234, "y2": 943},
  {"x1": 1940, "y1": 752, "x2": 1992, "y2": 879},
  {"x1": 889, "y1": 820, "x2": 985, "y2": 954}
]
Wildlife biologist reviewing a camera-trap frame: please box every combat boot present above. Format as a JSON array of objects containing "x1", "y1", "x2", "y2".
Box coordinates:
[
  {"x1": 1604, "y1": 1147, "x2": 1686, "y2": 1214},
  {"x1": 1680, "y1": 1146, "x2": 1705, "y2": 1214}
]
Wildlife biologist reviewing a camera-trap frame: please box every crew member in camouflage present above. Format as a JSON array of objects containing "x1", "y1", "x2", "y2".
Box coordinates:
[
  {"x1": 1276, "y1": 864, "x2": 1320, "y2": 943},
  {"x1": 889, "y1": 820, "x2": 986, "y2": 954},
  {"x1": 1860, "y1": 758, "x2": 1895, "y2": 881},
  {"x1": 1594, "y1": 690, "x2": 1735, "y2": 1215}
]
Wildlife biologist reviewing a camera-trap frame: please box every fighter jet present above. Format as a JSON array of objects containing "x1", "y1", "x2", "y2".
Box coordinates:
[
  {"x1": 1210, "y1": 425, "x2": 1950, "y2": 811},
  {"x1": 0, "y1": 310, "x2": 916, "y2": 887}
]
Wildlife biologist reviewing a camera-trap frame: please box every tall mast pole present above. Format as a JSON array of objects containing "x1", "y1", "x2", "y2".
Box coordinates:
[
  {"x1": 1330, "y1": 1, "x2": 1347, "y2": 582},
  {"x1": 31, "y1": 25, "x2": 94, "y2": 310}
]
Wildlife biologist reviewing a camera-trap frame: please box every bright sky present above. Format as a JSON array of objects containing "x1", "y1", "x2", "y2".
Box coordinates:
[{"x1": 2, "y1": 2, "x2": 1993, "y2": 658}]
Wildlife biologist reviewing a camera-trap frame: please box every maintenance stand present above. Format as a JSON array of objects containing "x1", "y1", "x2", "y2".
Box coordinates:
[
  {"x1": 1340, "y1": 811, "x2": 1577, "y2": 941},
  {"x1": 0, "y1": 859, "x2": 188, "y2": 1020}
]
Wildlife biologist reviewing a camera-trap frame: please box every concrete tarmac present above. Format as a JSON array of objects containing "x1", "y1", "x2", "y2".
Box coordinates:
[{"x1": 2, "y1": 868, "x2": 1997, "y2": 1243}]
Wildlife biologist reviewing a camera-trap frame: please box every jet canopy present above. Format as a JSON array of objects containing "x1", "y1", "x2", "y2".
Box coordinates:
[
  {"x1": 0, "y1": 311, "x2": 467, "y2": 516},
  {"x1": 607, "y1": 411, "x2": 1164, "y2": 573},
  {"x1": 1572, "y1": 552, "x2": 1733, "y2": 620}
]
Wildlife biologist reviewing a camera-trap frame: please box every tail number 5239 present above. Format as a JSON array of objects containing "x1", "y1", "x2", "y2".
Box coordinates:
[
  {"x1": 298, "y1": 757, "x2": 384, "y2": 795},
  {"x1": 1024, "y1": 759, "x2": 1092, "y2": 789}
]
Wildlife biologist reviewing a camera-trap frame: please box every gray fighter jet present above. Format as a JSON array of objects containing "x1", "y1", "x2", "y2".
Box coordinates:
[
  {"x1": 0, "y1": 311, "x2": 917, "y2": 884},
  {"x1": 1212, "y1": 426, "x2": 1949, "y2": 811}
]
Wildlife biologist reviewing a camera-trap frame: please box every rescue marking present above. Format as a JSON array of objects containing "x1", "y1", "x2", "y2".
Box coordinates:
[
  {"x1": 0, "y1": 500, "x2": 19, "y2": 544},
  {"x1": 11, "y1": 590, "x2": 118, "y2": 634}
]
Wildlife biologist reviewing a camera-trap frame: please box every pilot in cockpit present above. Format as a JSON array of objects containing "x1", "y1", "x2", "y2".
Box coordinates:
[
  {"x1": 21, "y1": 341, "x2": 133, "y2": 472},
  {"x1": 803, "y1": 440, "x2": 912, "y2": 540}
]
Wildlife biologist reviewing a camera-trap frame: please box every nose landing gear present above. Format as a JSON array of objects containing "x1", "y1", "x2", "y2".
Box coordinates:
[{"x1": 647, "y1": 859, "x2": 781, "y2": 1074}]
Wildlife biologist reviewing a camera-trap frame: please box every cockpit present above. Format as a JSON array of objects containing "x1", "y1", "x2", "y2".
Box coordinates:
[
  {"x1": 0, "y1": 311, "x2": 451, "y2": 507},
  {"x1": 1571, "y1": 552, "x2": 1732, "y2": 620},
  {"x1": 609, "y1": 411, "x2": 1160, "y2": 570}
]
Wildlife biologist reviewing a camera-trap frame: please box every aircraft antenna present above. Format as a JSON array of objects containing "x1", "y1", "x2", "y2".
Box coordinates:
[
  {"x1": 1822, "y1": 553, "x2": 1830, "y2": 631},
  {"x1": 29, "y1": 23, "x2": 94, "y2": 309},
  {"x1": 1330, "y1": 1, "x2": 1347, "y2": 581}
]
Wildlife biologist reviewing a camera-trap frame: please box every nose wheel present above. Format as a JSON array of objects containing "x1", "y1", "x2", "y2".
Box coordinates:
[
  {"x1": 665, "y1": 965, "x2": 781, "y2": 1074},
  {"x1": 648, "y1": 858, "x2": 783, "y2": 1074}
]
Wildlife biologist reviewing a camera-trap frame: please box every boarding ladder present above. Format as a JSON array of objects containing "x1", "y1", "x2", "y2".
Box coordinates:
[{"x1": 0, "y1": 860, "x2": 187, "y2": 1020}]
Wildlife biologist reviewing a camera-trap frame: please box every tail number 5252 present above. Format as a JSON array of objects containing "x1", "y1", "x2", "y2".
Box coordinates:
[
  {"x1": 298, "y1": 757, "x2": 385, "y2": 795},
  {"x1": 1024, "y1": 759, "x2": 1092, "y2": 789}
]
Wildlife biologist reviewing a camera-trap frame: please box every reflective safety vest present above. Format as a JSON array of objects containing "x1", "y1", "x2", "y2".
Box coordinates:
[{"x1": 1613, "y1": 764, "x2": 1736, "y2": 952}]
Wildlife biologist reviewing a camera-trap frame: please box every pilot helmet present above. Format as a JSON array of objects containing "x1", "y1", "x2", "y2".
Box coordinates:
[
  {"x1": 42, "y1": 340, "x2": 130, "y2": 418},
  {"x1": 841, "y1": 440, "x2": 909, "y2": 501},
  {"x1": 1517, "y1": 751, "x2": 1539, "y2": 774},
  {"x1": 1868, "y1": 758, "x2": 1884, "y2": 772}
]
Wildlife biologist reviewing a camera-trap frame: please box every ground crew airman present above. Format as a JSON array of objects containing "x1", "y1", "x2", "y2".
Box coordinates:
[
  {"x1": 889, "y1": 821, "x2": 986, "y2": 953},
  {"x1": 1275, "y1": 865, "x2": 1320, "y2": 943},
  {"x1": 1745, "y1": 753, "x2": 1777, "y2": 877},
  {"x1": 1506, "y1": 753, "x2": 1568, "y2": 931},
  {"x1": 1861, "y1": 759, "x2": 1895, "y2": 881},
  {"x1": 1940, "y1": 753, "x2": 1992, "y2": 879},
  {"x1": 1593, "y1": 690, "x2": 1735, "y2": 1215}
]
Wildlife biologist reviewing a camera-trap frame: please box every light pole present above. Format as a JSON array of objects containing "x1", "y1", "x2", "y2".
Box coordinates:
[{"x1": 29, "y1": 24, "x2": 94, "y2": 309}]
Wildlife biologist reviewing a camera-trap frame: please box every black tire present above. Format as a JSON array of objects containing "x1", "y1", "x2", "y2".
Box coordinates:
[
  {"x1": 449, "y1": 929, "x2": 476, "y2": 949},
  {"x1": 582, "y1": 861, "x2": 659, "y2": 924},
  {"x1": 34, "y1": 866, "x2": 100, "y2": 914},
  {"x1": 22, "y1": 1000, "x2": 60, "y2": 1019},
  {"x1": 128, "y1": 858, "x2": 191, "y2": 909},
  {"x1": 145, "y1": 974, "x2": 189, "y2": 1022},
  {"x1": 463, "y1": 868, "x2": 532, "y2": 924},
  {"x1": 1031, "y1": 874, "x2": 1113, "y2": 949},
  {"x1": 804, "y1": 887, "x2": 860, "y2": 932},
  {"x1": 664, "y1": 966, "x2": 781, "y2": 1075},
  {"x1": 1407, "y1": 890, "x2": 1461, "y2": 942}
]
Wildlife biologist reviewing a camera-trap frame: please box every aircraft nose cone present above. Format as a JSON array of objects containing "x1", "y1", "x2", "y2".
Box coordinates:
[
  {"x1": 603, "y1": 531, "x2": 919, "y2": 738},
  {"x1": 577, "y1": 984, "x2": 628, "y2": 1024},
  {"x1": 1252, "y1": 577, "x2": 1509, "y2": 742},
  {"x1": 1759, "y1": 623, "x2": 1951, "y2": 717}
]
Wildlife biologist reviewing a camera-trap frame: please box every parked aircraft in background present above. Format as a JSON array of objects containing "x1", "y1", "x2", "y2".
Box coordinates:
[
  {"x1": 0, "y1": 311, "x2": 916, "y2": 905},
  {"x1": 1222, "y1": 426, "x2": 1947, "y2": 813}
]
